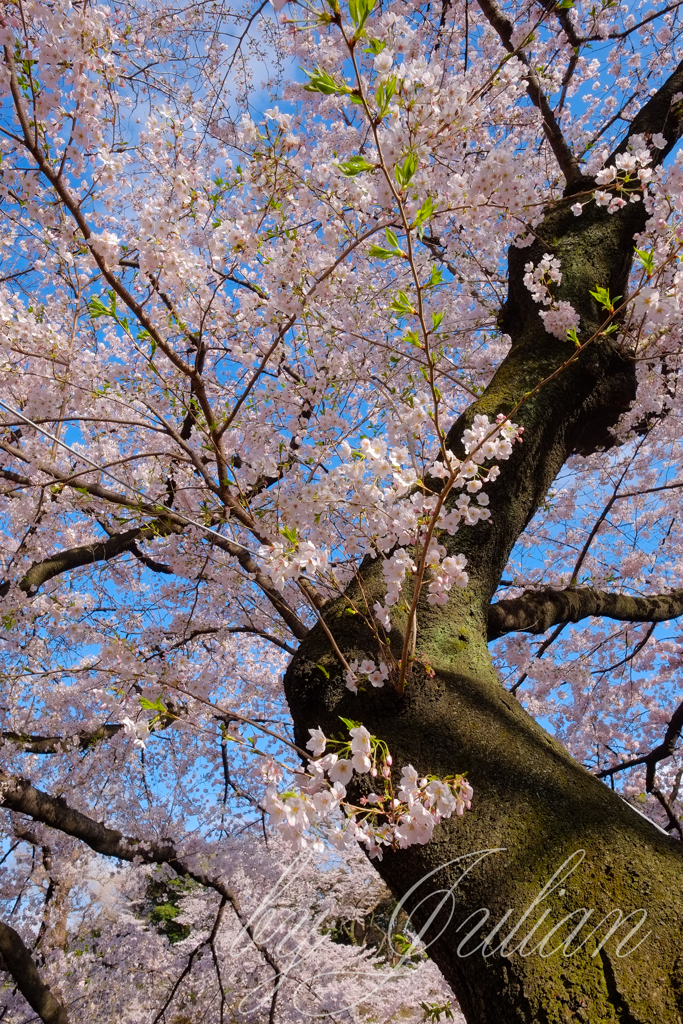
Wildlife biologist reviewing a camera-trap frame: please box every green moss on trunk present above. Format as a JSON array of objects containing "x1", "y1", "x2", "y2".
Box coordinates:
[
  {"x1": 284, "y1": 180, "x2": 683, "y2": 1023},
  {"x1": 285, "y1": 625, "x2": 683, "y2": 1023}
]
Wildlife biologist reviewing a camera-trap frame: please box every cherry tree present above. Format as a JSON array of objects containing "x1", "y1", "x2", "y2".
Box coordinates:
[
  {"x1": 0, "y1": 830, "x2": 462, "y2": 1023},
  {"x1": 1, "y1": 0, "x2": 683, "y2": 1020}
]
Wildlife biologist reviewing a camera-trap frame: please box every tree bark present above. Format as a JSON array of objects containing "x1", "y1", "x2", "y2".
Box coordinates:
[
  {"x1": 284, "y1": 175, "x2": 683, "y2": 1020},
  {"x1": 487, "y1": 586, "x2": 683, "y2": 641}
]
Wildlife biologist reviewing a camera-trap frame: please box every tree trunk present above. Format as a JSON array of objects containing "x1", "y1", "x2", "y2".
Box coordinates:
[{"x1": 284, "y1": 189, "x2": 683, "y2": 1021}]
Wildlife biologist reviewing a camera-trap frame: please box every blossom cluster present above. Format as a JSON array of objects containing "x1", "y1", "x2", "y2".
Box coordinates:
[
  {"x1": 370, "y1": 417, "x2": 522, "y2": 617},
  {"x1": 262, "y1": 723, "x2": 472, "y2": 859},
  {"x1": 257, "y1": 416, "x2": 521, "y2": 619},
  {"x1": 592, "y1": 143, "x2": 661, "y2": 214},
  {"x1": 426, "y1": 552, "x2": 469, "y2": 606},
  {"x1": 344, "y1": 658, "x2": 390, "y2": 692},
  {"x1": 539, "y1": 301, "x2": 582, "y2": 339},
  {"x1": 257, "y1": 537, "x2": 328, "y2": 592},
  {"x1": 524, "y1": 254, "x2": 580, "y2": 339},
  {"x1": 461, "y1": 413, "x2": 523, "y2": 464},
  {"x1": 523, "y1": 253, "x2": 563, "y2": 305}
]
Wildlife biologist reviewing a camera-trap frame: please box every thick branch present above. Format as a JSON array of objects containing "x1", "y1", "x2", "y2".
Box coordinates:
[
  {"x1": 0, "y1": 772, "x2": 282, "y2": 982},
  {"x1": 160, "y1": 625, "x2": 297, "y2": 657},
  {"x1": 15, "y1": 521, "x2": 183, "y2": 595},
  {"x1": 536, "y1": 0, "x2": 581, "y2": 46},
  {"x1": 0, "y1": 771, "x2": 178, "y2": 862},
  {"x1": 487, "y1": 586, "x2": 683, "y2": 641},
  {"x1": 607, "y1": 56, "x2": 683, "y2": 168},
  {"x1": 152, "y1": 897, "x2": 228, "y2": 1024},
  {"x1": 647, "y1": 699, "x2": 683, "y2": 781},
  {"x1": 0, "y1": 919, "x2": 69, "y2": 1024},
  {"x1": 1, "y1": 724, "x2": 123, "y2": 754},
  {"x1": 0, "y1": 441, "x2": 309, "y2": 637}
]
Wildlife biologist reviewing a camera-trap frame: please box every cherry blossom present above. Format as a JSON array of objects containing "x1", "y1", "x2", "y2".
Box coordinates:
[{"x1": 1, "y1": 0, "x2": 683, "y2": 1017}]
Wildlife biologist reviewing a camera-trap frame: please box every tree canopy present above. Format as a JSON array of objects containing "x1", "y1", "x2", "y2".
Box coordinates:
[{"x1": 1, "y1": 0, "x2": 683, "y2": 1020}]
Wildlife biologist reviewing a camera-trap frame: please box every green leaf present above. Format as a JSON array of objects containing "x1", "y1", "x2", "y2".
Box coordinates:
[
  {"x1": 425, "y1": 263, "x2": 444, "y2": 289},
  {"x1": 414, "y1": 195, "x2": 437, "y2": 232},
  {"x1": 280, "y1": 525, "x2": 298, "y2": 544},
  {"x1": 395, "y1": 151, "x2": 418, "y2": 188},
  {"x1": 88, "y1": 290, "x2": 118, "y2": 321},
  {"x1": 390, "y1": 290, "x2": 416, "y2": 316},
  {"x1": 369, "y1": 227, "x2": 403, "y2": 260},
  {"x1": 375, "y1": 76, "x2": 397, "y2": 118},
  {"x1": 368, "y1": 244, "x2": 398, "y2": 259},
  {"x1": 301, "y1": 65, "x2": 351, "y2": 96},
  {"x1": 431, "y1": 311, "x2": 444, "y2": 330},
  {"x1": 420, "y1": 1000, "x2": 455, "y2": 1023},
  {"x1": 385, "y1": 227, "x2": 400, "y2": 250},
  {"x1": 589, "y1": 284, "x2": 610, "y2": 307},
  {"x1": 316, "y1": 664, "x2": 330, "y2": 679},
  {"x1": 634, "y1": 248, "x2": 655, "y2": 276},
  {"x1": 339, "y1": 716, "x2": 363, "y2": 730},
  {"x1": 140, "y1": 697, "x2": 167, "y2": 712},
  {"x1": 364, "y1": 38, "x2": 386, "y2": 55},
  {"x1": 566, "y1": 327, "x2": 581, "y2": 348},
  {"x1": 349, "y1": 0, "x2": 376, "y2": 30},
  {"x1": 589, "y1": 284, "x2": 620, "y2": 312},
  {"x1": 337, "y1": 154, "x2": 376, "y2": 176},
  {"x1": 89, "y1": 297, "x2": 109, "y2": 319}
]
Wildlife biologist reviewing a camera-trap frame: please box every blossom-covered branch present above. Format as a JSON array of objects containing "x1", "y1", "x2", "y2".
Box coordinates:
[
  {"x1": 0, "y1": 918, "x2": 69, "y2": 1024},
  {"x1": 0, "y1": 770, "x2": 283, "y2": 977},
  {"x1": 1, "y1": 724, "x2": 123, "y2": 754},
  {"x1": 475, "y1": 0, "x2": 583, "y2": 185}
]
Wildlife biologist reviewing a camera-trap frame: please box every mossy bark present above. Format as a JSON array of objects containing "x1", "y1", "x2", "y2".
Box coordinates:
[{"x1": 284, "y1": 193, "x2": 683, "y2": 1021}]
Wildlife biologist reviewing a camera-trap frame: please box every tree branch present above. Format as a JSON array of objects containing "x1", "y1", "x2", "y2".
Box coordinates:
[
  {"x1": 0, "y1": 458, "x2": 309, "y2": 636},
  {"x1": 596, "y1": 697, "x2": 683, "y2": 782},
  {"x1": 12, "y1": 521, "x2": 183, "y2": 596},
  {"x1": 0, "y1": 434, "x2": 309, "y2": 636},
  {"x1": 0, "y1": 919, "x2": 69, "y2": 1024},
  {"x1": 0, "y1": 772, "x2": 177, "y2": 862},
  {"x1": 158, "y1": 625, "x2": 296, "y2": 657},
  {"x1": 0, "y1": 772, "x2": 283, "y2": 992},
  {"x1": 152, "y1": 897, "x2": 228, "y2": 1024},
  {"x1": 650, "y1": 785, "x2": 683, "y2": 838},
  {"x1": 474, "y1": 0, "x2": 583, "y2": 185},
  {"x1": 488, "y1": 586, "x2": 683, "y2": 641},
  {"x1": 606, "y1": 56, "x2": 683, "y2": 168},
  {"x1": 1, "y1": 724, "x2": 123, "y2": 754}
]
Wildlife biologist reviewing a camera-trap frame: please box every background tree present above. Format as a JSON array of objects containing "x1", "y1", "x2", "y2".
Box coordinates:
[{"x1": 1, "y1": 0, "x2": 683, "y2": 1021}]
